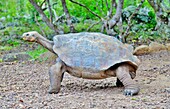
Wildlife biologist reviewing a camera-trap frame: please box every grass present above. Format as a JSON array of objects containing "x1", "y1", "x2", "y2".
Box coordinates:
[
  {"x1": 0, "y1": 46, "x2": 13, "y2": 51},
  {"x1": 27, "y1": 46, "x2": 47, "y2": 59},
  {"x1": 7, "y1": 39, "x2": 20, "y2": 46}
]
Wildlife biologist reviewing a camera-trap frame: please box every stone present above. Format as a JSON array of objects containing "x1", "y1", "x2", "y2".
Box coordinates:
[
  {"x1": 165, "y1": 88, "x2": 170, "y2": 93},
  {"x1": 149, "y1": 42, "x2": 167, "y2": 53},
  {"x1": 2, "y1": 52, "x2": 32, "y2": 62},
  {"x1": 165, "y1": 43, "x2": 170, "y2": 51},
  {"x1": 133, "y1": 45, "x2": 149, "y2": 55}
]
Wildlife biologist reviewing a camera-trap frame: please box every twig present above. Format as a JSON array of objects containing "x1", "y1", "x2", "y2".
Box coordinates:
[
  {"x1": 69, "y1": 0, "x2": 101, "y2": 19},
  {"x1": 101, "y1": 0, "x2": 104, "y2": 10},
  {"x1": 87, "y1": 20, "x2": 102, "y2": 31},
  {"x1": 105, "y1": 0, "x2": 109, "y2": 11},
  {"x1": 47, "y1": 0, "x2": 53, "y2": 23},
  {"x1": 52, "y1": 3, "x2": 58, "y2": 7},
  {"x1": 34, "y1": 13, "x2": 46, "y2": 37},
  {"x1": 29, "y1": 0, "x2": 60, "y2": 34},
  {"x1": 96, "y1": 2, "x2": 104, "y2": 15},
  {"x1": 61, "y1": 0, "x2": 76, "y2": 32},
  {"x1": 122, "y1": 0, "x2": 145, "y2": 42},
  {"x1": 40, "y1": 0, "x2": 47, "y2": 8},
  {"x1": 108, "y1": 0, "x2": 116, "y2": 18},
  {"x1": 53, "y1": 14, "x2": 65, "y2": 23},
  {"x1": 109, "y1": 0, "x2": 123, "y2": 29}
]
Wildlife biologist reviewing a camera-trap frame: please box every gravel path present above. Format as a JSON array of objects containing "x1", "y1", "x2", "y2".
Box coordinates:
[{"x1": 0, "y1": 51, "x2": 170, "y2": 109}]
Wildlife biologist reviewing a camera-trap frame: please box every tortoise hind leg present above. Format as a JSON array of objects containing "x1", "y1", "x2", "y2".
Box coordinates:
[
  {"x1": 116, "y1": 64, "x2": 140, "y2": 96},
  {"x1": 48, "y1": 58, "x2": 65, "y2": 94}
]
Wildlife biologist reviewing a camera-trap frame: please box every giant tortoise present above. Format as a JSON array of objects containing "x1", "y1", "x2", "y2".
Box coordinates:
[{"x1": 22, "y1": 31, "x2": 140, "y2": 96}]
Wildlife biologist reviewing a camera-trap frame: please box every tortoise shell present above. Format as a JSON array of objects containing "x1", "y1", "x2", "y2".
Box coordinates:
[{"x1": 53, "y1": 32, "x2": 140, "y2": 71}]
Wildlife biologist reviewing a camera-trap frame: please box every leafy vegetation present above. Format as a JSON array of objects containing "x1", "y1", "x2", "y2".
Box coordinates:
[
  {"x1": 27, "y1": 45, "x2": 47, "y2": 59},
  {"x1": 0, "y1": 46, "x2": 13, "y2": 51},
  {"x1": 0, "y1": 0, "x2": 169, "y2": 60}
]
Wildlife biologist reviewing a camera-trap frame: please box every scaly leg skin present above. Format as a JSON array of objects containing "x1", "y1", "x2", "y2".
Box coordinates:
[
  {"x1": 116, "y1": 64, "x2": 140, "y2": 96},
  {"x1": 48, "y1": 58, "x2": 65, "y2": 94}
]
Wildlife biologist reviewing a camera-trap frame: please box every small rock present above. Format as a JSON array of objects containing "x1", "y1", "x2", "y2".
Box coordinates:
[
  {"x1": 18, "y1": 104, "x2": 25, "y2": 108},
  {"x1": 165, "y1": 88, "x2": 170, "y2": 93},
  {"x1": 133, "y1": 45, "x2": 149, "y2": 55},
  {"x1": 149, "y1": 42, "x2": 167, "y2": 53},
  {"x1": 165, "y1": 43, "x2": 170, "y2": 51},
  {"x1": 2, "y1": 52, "x2": 31, "y2": 62},
  {"x1": 89, "y1": 103, "x2": 96, "y2": 108}
]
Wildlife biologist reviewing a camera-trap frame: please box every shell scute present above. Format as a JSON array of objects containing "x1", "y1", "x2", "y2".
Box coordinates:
[{"x1": 53, "y1": 32, "x2": 140, "y2": 70}]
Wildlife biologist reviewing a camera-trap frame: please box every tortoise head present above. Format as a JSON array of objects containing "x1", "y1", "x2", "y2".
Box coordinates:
[{"x1": 22, "y1": 31, "x2": 39, "y2": 42}]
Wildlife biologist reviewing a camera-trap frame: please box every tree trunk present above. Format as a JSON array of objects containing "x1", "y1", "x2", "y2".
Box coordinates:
[
  {"x1": 103, "y1": 0, "x2": 124, "y2": 36},
  {"x1": 47, "y1": 0, "x2": 53, "y2": 23},
  {"x1": 61, "y1": 0, "x2": 76, "y2": 33},
  {"x1": 109, "y1": 0, "x2": 124, "y2": 29},
  {"x1": 29, "y1": 0, "x2": 60, "y2": 34}
]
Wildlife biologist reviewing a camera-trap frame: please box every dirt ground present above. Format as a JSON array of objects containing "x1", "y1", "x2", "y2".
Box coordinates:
[{"x1": 0, "y1": 49, "x2": 170, "y2": 109}]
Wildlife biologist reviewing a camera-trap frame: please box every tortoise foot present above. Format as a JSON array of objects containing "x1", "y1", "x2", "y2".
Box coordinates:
[
  {"x1": 48, "y1": 88, "x2": 59, "y2": 94},
  {"x1": 123, "y1": 87, "x2": 140, "y2": 96}
]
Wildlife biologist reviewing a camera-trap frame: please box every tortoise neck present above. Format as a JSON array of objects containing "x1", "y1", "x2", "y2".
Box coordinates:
[{"x1": 36, "y1": 34, "x2": 55, "y2": 54}]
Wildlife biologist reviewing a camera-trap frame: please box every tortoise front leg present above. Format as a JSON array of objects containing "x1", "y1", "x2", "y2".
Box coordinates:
[
  {"x1": 48, "y1": 58, "x2": 65, "y2": 94},
  {"x1": 116, "y1": 64, "x2": 140, "y2": 96}
]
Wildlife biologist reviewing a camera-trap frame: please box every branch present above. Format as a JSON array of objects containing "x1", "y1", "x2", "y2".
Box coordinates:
[
  {"x1": 34, "y1": 12, "x2": 46, "y2": 37},
  {"x1": 69, "y1": 0, "x2": 102, "y2": 19},
  {"x1": 47, "y1": 0, "x2": 53, "y2": 23},
  {"x1": 105, "y1": 0, "x2": 109, "y2": 11},
  {"x1": 61, "y1": 0, "x2": 76, "y2": 32},
  {"x1": 108, "y1": 0, "x2": 116, "y2": 18},
  {"x1": 109, "y1": 0, "x2": 124, "y2": 29},
  {"x1": 96, "y1": 2, "x2": 104, "y2": 15},
  {"x1": 160, "y1": 1, "x2": 170, "y2": 12},
  {"x1": 122, "y1": 0, "x2": 145, "y2": 42},
  {"x1": 147, "y1": 0, "x2": 159, "y2": 12},
  {"x1": 53, "y1": 14, "x2": 65, "y2": 24},
  {"x1": 40, "y1": 0, "x2": 47, "y2": 8},
  {"x1": 101, "y1": 0, "x2": 104, "y2": 10},
  {"x1": 127, "y1": 0, "x2": 144, "y2": 25},
  {"x1": 29, "y1": 0, "x2": 60, "y2": 34},
  {"x1": 87, "y1": 20, "x2": 102, "y2": 31}
]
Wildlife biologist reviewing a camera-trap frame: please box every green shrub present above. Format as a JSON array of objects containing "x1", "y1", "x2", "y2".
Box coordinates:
[{"x1": 27, "y1": 46, "x2": 47, "y2": 59}]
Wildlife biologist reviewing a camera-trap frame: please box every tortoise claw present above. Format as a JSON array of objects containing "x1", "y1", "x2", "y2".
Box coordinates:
[
  {"x1": 123, "y1": 88, "x2": 140, "y2": 96},
  {"x1": 48, "y1": 88, "x2": 59, "y2": 94}
]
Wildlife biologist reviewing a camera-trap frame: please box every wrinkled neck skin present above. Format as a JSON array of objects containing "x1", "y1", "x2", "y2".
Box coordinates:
[{"x1": 36, "y1": 34, "x2": 56, "y2": 54}]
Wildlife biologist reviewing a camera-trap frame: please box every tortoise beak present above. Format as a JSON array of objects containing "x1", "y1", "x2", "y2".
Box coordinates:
[
  {"x1": 22, "y1": 36, "x2": 26, "y2": 40},
  {"x1": 22, "y1": 35, "x2": 36, "y2": 42},
  {"x1": 22, "y1": 35, "x2": 28, "y2": 41},
  {"x1": 22, "y1": 33, "x2": 29, "y2": 40}
]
